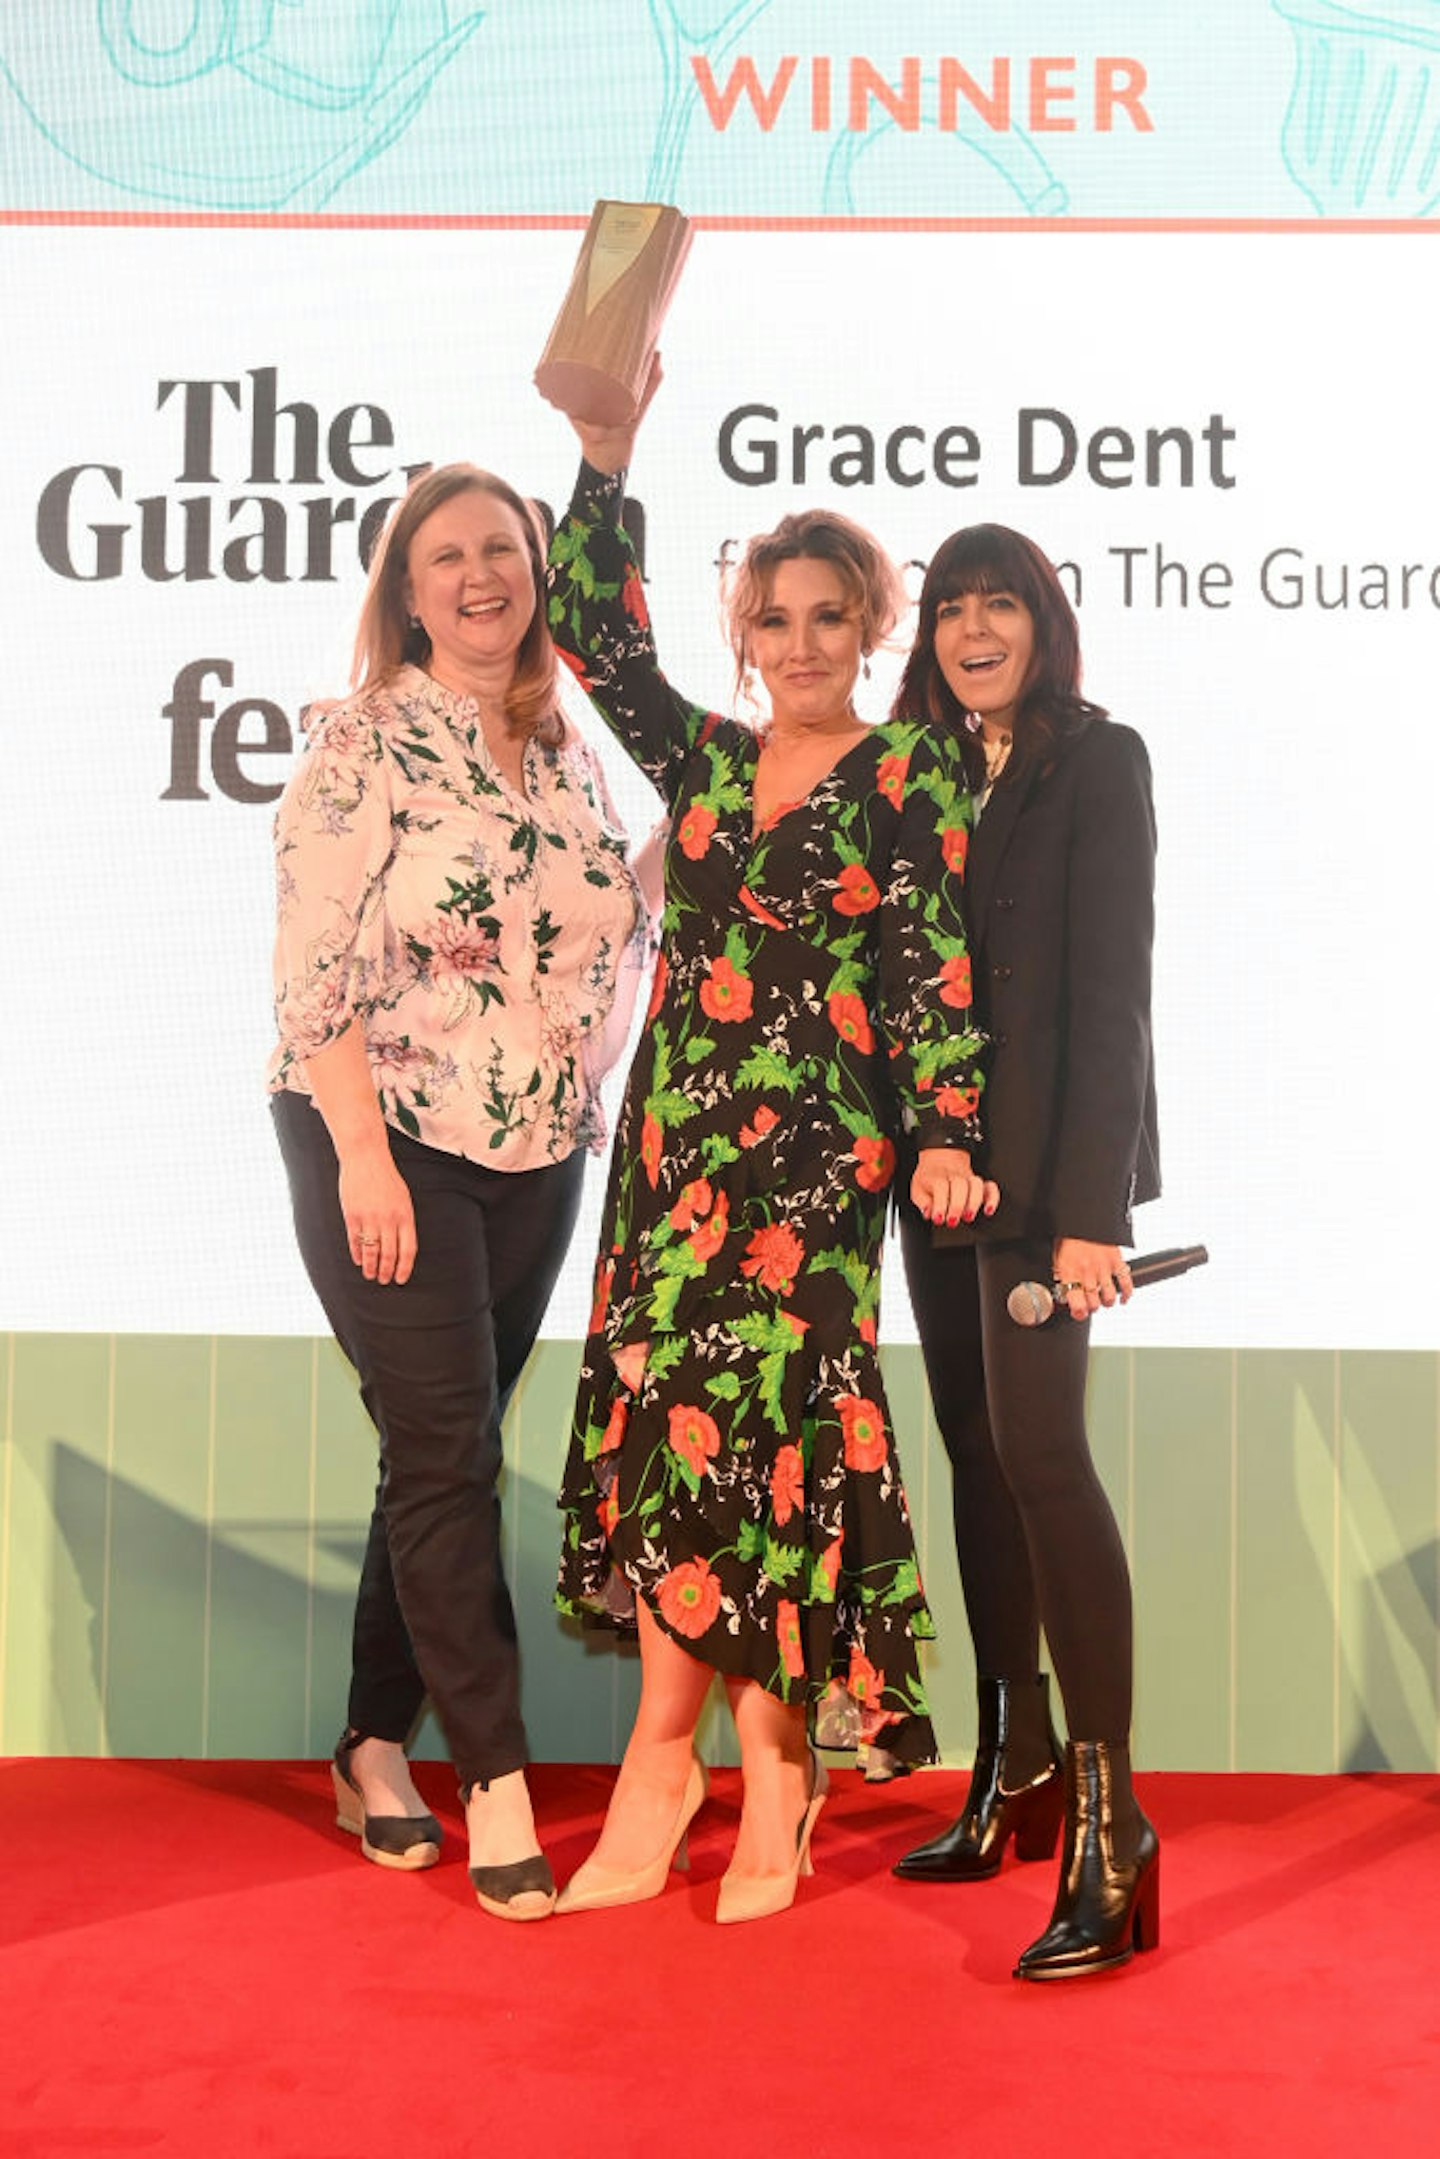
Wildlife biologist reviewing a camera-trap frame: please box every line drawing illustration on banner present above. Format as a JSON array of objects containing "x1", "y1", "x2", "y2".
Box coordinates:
[
  {"x1": 644, "y1": 0, "x2": 776, "y2": 197},
  {"x1": 820, "y1": 71, "x2": 1069, "y2": 217},
  {"x1": 1273, "y1": 0, "x2": 1440, "y2": 214},
  {"x1": 0, "y1": 0, "x2": 485, "y2": 209}
]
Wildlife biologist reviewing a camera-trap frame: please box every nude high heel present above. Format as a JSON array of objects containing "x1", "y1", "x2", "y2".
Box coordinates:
[
  {"x1": 556, "y1": 1755, "x2": 708, "y2": 1914},
  {"x1": 715, "y1": 1750, "x2": 828, "y2": 1925}
]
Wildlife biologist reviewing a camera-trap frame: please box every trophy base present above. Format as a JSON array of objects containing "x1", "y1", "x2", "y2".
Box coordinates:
[{"x1": 534, "y1": 359, "x2": 642, "y2": 429}]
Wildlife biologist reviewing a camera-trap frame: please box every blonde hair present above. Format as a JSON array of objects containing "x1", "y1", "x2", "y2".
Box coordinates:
[
  {"x1": 351, "y1": 463, "x2": 561, "y2": 737},
  {"x1": 724, "y1": 509, "x2": 906, "y2": 701}
]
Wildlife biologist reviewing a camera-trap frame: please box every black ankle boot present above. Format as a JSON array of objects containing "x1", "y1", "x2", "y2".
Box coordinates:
[
  {"x1": 892, "y1": 1675, "x2": 1063, "y2": 1883},
  {"x1": 1014, "y1": 1740, "x2": 1159, "y2": 1980}
]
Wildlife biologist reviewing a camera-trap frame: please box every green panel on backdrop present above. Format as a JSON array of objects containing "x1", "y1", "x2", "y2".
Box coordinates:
[
  {"x1": 207, "y1": 1337, "x2": 319, "y2": 1758},
  {"x1": 1132, "y1": 1349, "x2": 1234, "y2": 1772},
  {"x1": 1234, "y1": 1353, "x2": 1340, "y2": 1772},
  {"x1": 4, "y1": 1335, "x2": 113, "y2": 1755},
  {"x1": 1336, "y1": 1355, "x2": 1439, "y2": 1773},
  {"x1": 5, "y1": 1333, "x2": 1439, "y2": 1773},
  {"x1": 105, "y1": 1335, "x2": 213, "y2": 1758}
]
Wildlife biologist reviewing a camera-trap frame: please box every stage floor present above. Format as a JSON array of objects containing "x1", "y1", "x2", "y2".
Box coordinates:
[{"x1": 4, "y1": 1760, "x2": 1438, "y2": 2156}]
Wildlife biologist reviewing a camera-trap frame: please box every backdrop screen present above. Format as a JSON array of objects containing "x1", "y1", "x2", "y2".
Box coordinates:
[{"x1": 2, "y1": 2, "x2": 1435, "y2": 1348}]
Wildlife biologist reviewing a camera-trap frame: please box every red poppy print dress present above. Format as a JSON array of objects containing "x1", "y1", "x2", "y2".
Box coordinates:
[{"x1": 548, "y1": 464, "x2": 988, "y2": 1764}]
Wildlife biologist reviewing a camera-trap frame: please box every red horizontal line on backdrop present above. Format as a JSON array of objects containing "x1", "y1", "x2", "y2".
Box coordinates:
[{"x1": 0, "y1": 210, "x2": 1437, "y2": 235}]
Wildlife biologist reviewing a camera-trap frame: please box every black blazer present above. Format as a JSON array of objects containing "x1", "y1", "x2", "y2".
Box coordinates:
[{"x1": 940, "y1": 714, "x2": 1160, "y2": 1249}]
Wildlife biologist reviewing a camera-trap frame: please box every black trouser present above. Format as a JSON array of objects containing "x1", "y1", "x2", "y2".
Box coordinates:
[
  {"x1": 898, "y1": 1195, "x2": 1133, "y2": 1743},
  {"x1": 272, "y1": 1090, "x2": 586, "y2": 1788}
]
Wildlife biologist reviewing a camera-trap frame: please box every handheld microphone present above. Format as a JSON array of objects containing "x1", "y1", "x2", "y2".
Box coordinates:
[{"x1": 1007, "y1": 1245, "x2": 1209, "y2": 1328}]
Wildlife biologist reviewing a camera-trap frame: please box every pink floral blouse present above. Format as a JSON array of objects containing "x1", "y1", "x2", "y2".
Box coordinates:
[{"x1": 268, "y1": 664, "x2": 645, "y2": 1169}]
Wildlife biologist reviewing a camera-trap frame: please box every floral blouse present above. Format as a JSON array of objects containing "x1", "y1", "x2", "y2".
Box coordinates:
[{"x1": 268, "y1": 663, "x2": 644, "y2": 1169}]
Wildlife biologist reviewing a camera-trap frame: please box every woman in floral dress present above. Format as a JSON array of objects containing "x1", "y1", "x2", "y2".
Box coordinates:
[{"x1": 544, "y1": 377, "x2": 993, "y2": 1922}]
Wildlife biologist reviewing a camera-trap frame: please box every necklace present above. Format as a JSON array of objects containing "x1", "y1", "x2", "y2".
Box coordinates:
[{"x1": 982, "y1": 731, "x2": 1013, "y2": 783}]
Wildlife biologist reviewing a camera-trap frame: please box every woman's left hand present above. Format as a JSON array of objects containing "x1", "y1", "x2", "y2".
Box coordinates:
[
  {"x1": 912, "y1": 1148, "x2": 1000, "y2": 1228},
  {"x1": 1051, "y1": 1238, "x2": 1134, "y2": 1320}
]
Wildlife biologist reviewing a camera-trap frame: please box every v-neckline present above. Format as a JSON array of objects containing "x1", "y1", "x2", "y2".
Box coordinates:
[{"x1": 748, "y1": 725, "x2": 876, "y2": 841}]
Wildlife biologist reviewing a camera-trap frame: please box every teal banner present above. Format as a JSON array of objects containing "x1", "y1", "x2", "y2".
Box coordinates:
[{"x1": 4, "y1": 1, "x2": 1440, "y2": 220}]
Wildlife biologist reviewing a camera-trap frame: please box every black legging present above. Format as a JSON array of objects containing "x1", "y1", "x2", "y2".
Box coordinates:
[
  {"x1": 898, "y1": 1196, "x2": 1133, "y2": 1743},
  {"x1": 273, "y1": 1089, "x2": 586, "y2": 1787}
]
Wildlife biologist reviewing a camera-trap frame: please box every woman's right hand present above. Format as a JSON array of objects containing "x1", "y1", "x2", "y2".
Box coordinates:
[
  {"x1": 300, "y1": 1031, "x2": 417, "y2": 1285},
  {"x1": 566, "y1": 351, "x2": 663, "y2": 475},
  {"x1": 911, "y1": 1147, "x2": 1000, "y2": 1228},
  {"x1": 338, "y1": 1143, "x2": 418, "y2": 1286},
  {"x1": 1051, "y1": 1236, "x2": 1131, "y2": 1321}
]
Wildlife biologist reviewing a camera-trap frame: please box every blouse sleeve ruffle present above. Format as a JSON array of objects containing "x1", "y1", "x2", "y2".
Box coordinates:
[{"x1": 270, "y1": 699, "x2": 393, "y2": 1076}]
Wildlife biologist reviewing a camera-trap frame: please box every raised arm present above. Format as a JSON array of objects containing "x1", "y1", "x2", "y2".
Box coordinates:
[{"x1": 544, "y1": 358, "x2": 723, "y2": 806}]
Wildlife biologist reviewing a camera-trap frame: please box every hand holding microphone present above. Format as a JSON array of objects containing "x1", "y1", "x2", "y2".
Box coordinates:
[{"x1": 1007, "y1": 1244, "x2": 1209, "y2": 1327}]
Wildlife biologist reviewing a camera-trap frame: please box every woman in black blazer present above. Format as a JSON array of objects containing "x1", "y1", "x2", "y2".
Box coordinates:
[{"x1": 890, "y1": 523, "x2": 1161, "y2": 1981}]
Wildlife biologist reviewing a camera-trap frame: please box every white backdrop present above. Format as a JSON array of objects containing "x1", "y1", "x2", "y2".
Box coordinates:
[{"x1": 3, "y1": 225, "x2": 1434, "y2": 1346}]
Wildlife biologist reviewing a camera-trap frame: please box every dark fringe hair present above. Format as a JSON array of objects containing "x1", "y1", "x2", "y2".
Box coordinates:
[
  {"x1": 351, "y1": 463, "x2": 561, "y2": 740},
  {"x1": 892, "y1": 523, "x2": 1106, "y2": 788}
]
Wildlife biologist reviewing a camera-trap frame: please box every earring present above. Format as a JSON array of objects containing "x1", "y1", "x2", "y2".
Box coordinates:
[
  {"x1": 408, "y1": 614, "x2": 423, "y2": 630},
  {"x1": 862, "y1": 654, "x2": 872, "y2": 681}
]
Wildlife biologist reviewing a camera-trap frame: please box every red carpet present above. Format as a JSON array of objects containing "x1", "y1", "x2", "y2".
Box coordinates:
[{"x1": 3, "y1": 1761, "x2": 1438, "y2": 2157}]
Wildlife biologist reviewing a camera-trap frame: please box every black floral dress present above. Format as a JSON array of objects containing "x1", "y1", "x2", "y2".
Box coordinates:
[{"x1": 548, "y1": 464, "x2": 987, "y2": 1764}]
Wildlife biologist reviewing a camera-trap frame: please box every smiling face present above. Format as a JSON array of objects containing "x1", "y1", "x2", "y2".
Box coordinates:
[
  {"x1": 932, "y1": 586, "x2": 1036, "y2": 737},
  {"x1": 747, "y1": 556, "x2": 866, "y2": 731},
  {"x1": 404, "y1": 486, "x2": 538, "y2": 694}
]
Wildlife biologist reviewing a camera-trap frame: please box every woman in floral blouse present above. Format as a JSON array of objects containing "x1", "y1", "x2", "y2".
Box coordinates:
[
  {"x1": 268, "y1": 462, "x2": 645, "y2": 1922},
  {"x1": 544, "y1": 372, "x2": 993, "y2": 1924}
]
